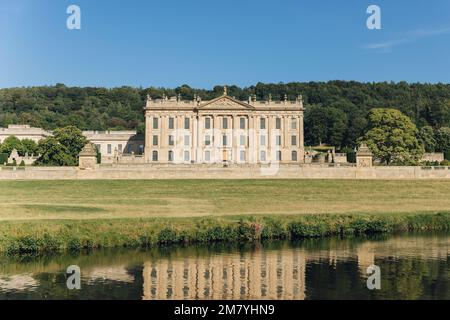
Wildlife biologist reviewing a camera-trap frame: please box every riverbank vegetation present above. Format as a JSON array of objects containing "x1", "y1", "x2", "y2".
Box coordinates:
[{"x1": 1, "y1": 212, "x2": 449, "y2": 254}]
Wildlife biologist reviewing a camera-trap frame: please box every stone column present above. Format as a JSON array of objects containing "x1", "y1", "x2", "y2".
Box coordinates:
[{"x1": 192, "y1": 115, "x2": 198, "y2": 163}]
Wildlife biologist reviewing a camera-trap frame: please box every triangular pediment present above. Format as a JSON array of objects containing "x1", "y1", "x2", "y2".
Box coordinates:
[{"x1": 197, "y1": 95, "x2": 255, "y2": 110}]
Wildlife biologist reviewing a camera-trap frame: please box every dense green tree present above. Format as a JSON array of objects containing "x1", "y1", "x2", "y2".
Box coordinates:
[
  {"x1": 53, "y1": 126, "x2": 88, "y2": 159},
  {"x1": 21, "y1": 138, "x2": 38, "y2": 156},
  {"x1": 36, "y1": 126, "x2": 87, "y2": 166},
  {"x1": 361, "y1": 109, "x2": 424, "y2": 165},
  {"x1": 419, "y1": 126, "x2": 436, "y2": 153},
  {"x1": 0, "y1": 136, "x2": 24, "y2": 155},
  {"x1": 435, "y1": 127, "x2": 450, "y2": 152},
  {"x1": 35, "y1": 137, "x2": 73, "y2": 166}
]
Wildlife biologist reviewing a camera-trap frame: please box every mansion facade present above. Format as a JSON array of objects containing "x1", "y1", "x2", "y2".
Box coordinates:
[{"x1": 144, "y1": 88, "x2": 305, "y2": 164}]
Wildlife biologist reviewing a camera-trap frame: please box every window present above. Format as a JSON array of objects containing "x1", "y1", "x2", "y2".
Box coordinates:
[
  {"x1": 276, "y1": 118, "x2": 281, "y2": 130},
  {"x1": 184, "y1": 117, "x2": 190, "y2": 130},
  {"x1": 118, "y1": 144, "x2": 122, "y2": 153},
  {"x1": 168, "y1": 135, "x2": 174, "y2": 146},
  {"x1": 184, "y1": 135, "x2": 190, "y2": 146},
  {"x1": 152, "y1": 135, "x2": 158, "y2": 146},
  {"x1": 153, "y1": 117, "x2": 158, "y2": 129},
  {"x1": 240, "y1": 135, "x2": 246, "y2": 146},
  {"x1": 240, "y1": 150, "x2": 246, "y2": 162},
  {"x1": 291, "y1": 135, "x2": 297, "y2": 146},
  {"x1": 222, "y1": 135, "x2": 227, "y2": 146},
  {"x1": 240, "y1": 117, "x2": 246, "y2": 129},
  {"x1": 276, "y1": 135, "x2": 281, "y2": 146},
  {"x1": 152, "y1": 151, "x2": 158, "y2": 162},
  {"x1": 184, "y1": 151, "x2": 190, "y2": 162},
  {"x1": 205, "y1": 117, "x2": 211, "y2": 129},
  {"x1": 291, "y1": 151, "x2": 298, "y2": 161},
  {"x1": 222, "y1": 117, "x2": 228, "y2": 129},
  {"x1": 107, "y1": 144, "x2": 112, "y2": 154},
  {"x1": 168, "y1": 150, "x2": 174, "y2": 162},
  {"x1": 139, "y1": 145, "x2": 144, "y2": 154},
  {"x1": 260, "y1": 150, "x2": 266, "y2": 162},
  {"x1": 260, "y1": 135, "x2": 266, "y2": 146},
  {"x1": 205, "y1": 151, "x2": 211, "y2": 162},
  {"x1": 205, "y1": 135, "x2": 211, "y2": 146},
  {"x1": 276, "y1": 151, "x2": 282, "y2": 161},
  {"x1": 291, "y1": 117, "x2": 297, "y2": 130},
  {"x1": 169, "y1": 117, "x2": 174, "y2": 130},
  {"x1": 260, "y1": 118, "x2": 266, "y2": 129}
]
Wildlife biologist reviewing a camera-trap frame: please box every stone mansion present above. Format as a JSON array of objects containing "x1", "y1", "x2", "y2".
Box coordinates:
[{"x1": 144, "y1": 88, "x2": 305, "y2": 164}]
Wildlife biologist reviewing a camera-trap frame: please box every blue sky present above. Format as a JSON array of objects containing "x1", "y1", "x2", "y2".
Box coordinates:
[{"x1": 1, "y1": 0, "x2": 450, "y2": 88}]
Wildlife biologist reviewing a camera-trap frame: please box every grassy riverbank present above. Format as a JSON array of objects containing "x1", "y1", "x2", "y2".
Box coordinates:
[
  {"x1": 0, "y1": 179, "x2": 449, "y2": 254},
  {"x1": 1, "y1": 212, "x2": 449, "y2": 254}
]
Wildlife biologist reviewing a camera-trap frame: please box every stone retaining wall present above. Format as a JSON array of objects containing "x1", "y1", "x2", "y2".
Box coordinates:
[{"x1": 1, "y1": 165, "x2": 450, "y2": 180}]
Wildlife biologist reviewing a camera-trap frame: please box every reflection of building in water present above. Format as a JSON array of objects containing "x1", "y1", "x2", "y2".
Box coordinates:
[
  {"x1": 0, "y1": 274, "x2": 39, "y2": 291},
  {"x1": 84, "y1": 266, "x2": 135, "y2": 284},
  {"x1": 142, "y1": 249, "x2": 307, "y2": 300}
]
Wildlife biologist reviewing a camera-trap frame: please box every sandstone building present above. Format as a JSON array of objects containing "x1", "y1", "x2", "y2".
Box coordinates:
[
  {"x1": 144, "y1": 88, "x2": 305, "y2": 164},
  {"x1": 0, "y1": 124, "x2": 51, "y2": 143}
]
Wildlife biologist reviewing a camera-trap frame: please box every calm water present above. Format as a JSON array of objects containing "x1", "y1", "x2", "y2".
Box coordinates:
[{"x1": 0, "y1": 233, "x2": 448, "y2": 300}]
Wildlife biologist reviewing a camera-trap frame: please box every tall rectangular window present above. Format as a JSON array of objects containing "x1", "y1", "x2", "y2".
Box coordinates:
[
  {"x1": 276, "y1": 118, "x2": 281, "y2": 130},
  {"x1": 240, "y1": 117, "x2": 246, "y2": 129},
  {"x1": 168, "y1": 117, "x2": 174, "y2": 130},
  {"x1": 240, "y1": 150, "x2": 246, "y2": 162},
  {"x1": 153, "y1": 117, "x2": 158, "y2": 129},
  {"x1": 184, "y1": 117, "x2": 190, "y2": 130},
  {"x1": 153, "y1": 135, "x2": 158, "y2": 146},
  {"x1": 184, "y1": 151, "x2": 190, "y2": 162},
  {"x1": 240, "y1": 135, "x2": 246, "y2": 146},
  {"x1": 276, "y1": 135, "x2": 281, "y2": 146},
  {"x1": 260, "y1": 118, "x2": 266, "y2": 130},
  {"x1": 260, "y1": 150, "x2": 266, "y2": 162},
  {"x1": 205, "y1": 135, "x2": 211, "y2": 146},
  {"x1": 291, "y1": 117, "x2": 297, "y2": 130},
  {"x1": 260, "y1": 135, "x2": 266, "y2": 146},
  {"x1": 291, "y1": 135, "x2": 297, "y2": 146},
  {"x1": 222, "y1": 117, "x2": 228, "y2": 129},
  {"x1": 205, "y1": 151, "x2": 211, "y2": 162},
  {"x1": 222, "y1": 135, "x2": 227, "y2": 146},
  {"x1": 107, "y1": 144, "x2": 112, "y2": 154},
  {"x1": 168, "y1": 135, "x2": 174, "y2": 146},
  {"x1": 184, "y1": 135, "x2": 190, "y2": 146},
  {"x1": 118, "y1": 144, "x2": 122, "y2": 153},
  {"x1": 205, "y1": 117, "x2": 211, "y2": 129}
]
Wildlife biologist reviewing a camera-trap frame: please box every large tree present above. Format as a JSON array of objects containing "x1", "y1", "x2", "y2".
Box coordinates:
[
  {"x1": 419, "y1": 126, "x2": 436, "y2": 153},
  {"x1": 361, "y1": 108, "x2": 424, "y2": 165},
  {"x1": 435, "y1": 127, "x2": 450, "y2": 152},
  {"x1": 36, "y1": 126, "x2": 87, "y2": 166},
  {"x1": 0, "y1": 136, "x2": 24, "y2": 155}
]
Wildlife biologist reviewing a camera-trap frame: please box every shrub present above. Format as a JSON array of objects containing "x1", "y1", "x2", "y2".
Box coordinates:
[
  {"x1": 0, "y1": 153, "x2": 8, "y2": 165},
  {"x1": 445, "y1": 151, "x2": 450, "y2": 161},
  {"x1": 19, "y1": 160, "x2": 25, "y2": 167},
  {"x1": 289, "y1": 222, "x2": 329, "y2": 238},
  {"x1": 347, "y1": 151, "x2": 356, "y2": 163},
  {"x1": 157, "y1": 228, "x2": 179, "y2": 244}
]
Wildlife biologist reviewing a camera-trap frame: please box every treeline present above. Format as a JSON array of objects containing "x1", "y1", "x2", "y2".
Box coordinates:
[{"x1": 0, "y1": 81, "x2": 449, "y2": 149}]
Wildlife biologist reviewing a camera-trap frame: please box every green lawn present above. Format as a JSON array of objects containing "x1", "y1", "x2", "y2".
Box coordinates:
[{"x1": 1, "y1": 179, "x2": 450, "y2": 220}]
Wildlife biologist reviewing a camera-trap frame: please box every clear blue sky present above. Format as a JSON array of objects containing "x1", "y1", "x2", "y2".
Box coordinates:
[{"x1": 1, "y1": 0, "x2": 450, "y2": 88}]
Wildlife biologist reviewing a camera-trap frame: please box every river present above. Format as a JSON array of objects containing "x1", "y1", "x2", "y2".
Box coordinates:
[{"x1": 0, "y1": 232, "x2": 448, "y2": 300}]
